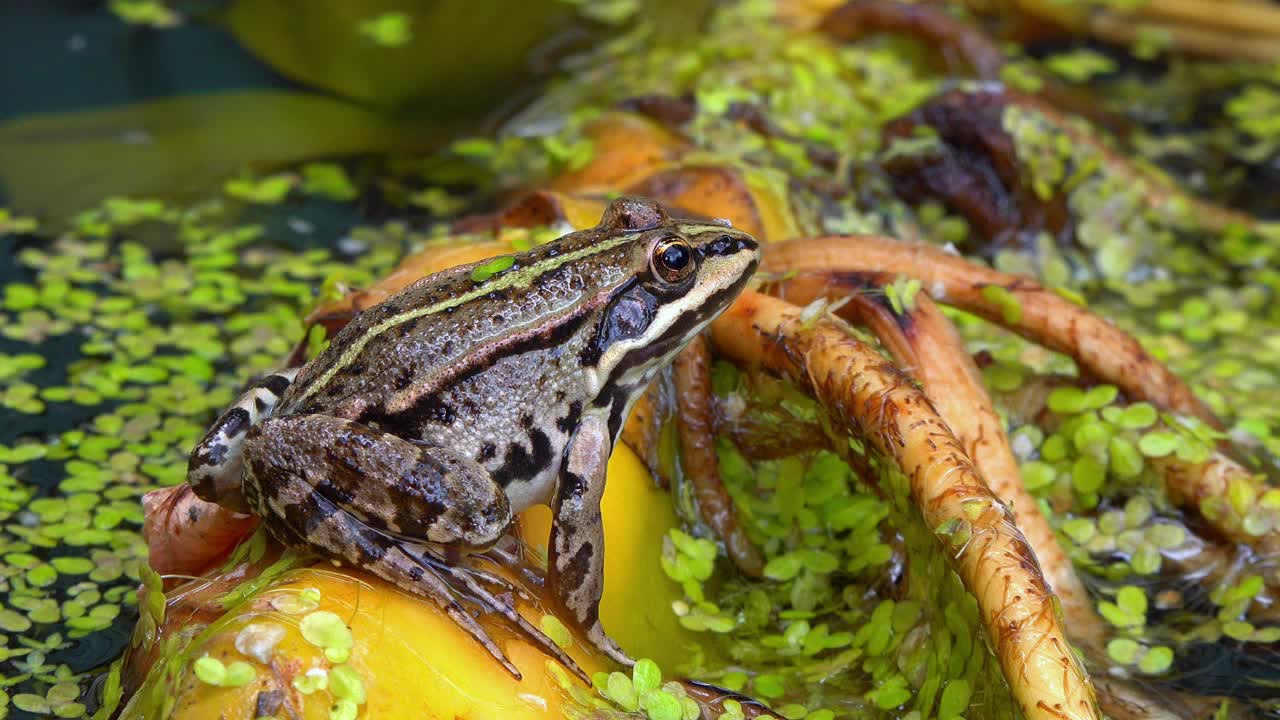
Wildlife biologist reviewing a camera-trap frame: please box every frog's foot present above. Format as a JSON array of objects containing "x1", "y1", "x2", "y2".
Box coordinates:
[
  {"x1": 449, "y1": 555, "x2": 534, "y2": 604},
  {"x1": 423, "y1": 550, "x2": 589, "y2": 682},
  {"x1": 187, "y1": 368, "x2": 299, "y2": 513}
]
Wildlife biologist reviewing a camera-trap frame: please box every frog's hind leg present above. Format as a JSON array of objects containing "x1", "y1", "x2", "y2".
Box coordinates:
[
  {"x1": 188, "y1": 369, "x2": 299, "y2": 512},
  {"x1": 241, "y1": 413, "x2": 586, "y2": 682},
  {"x1": 248, "y1": 466, "x2": 584, "y2": 683}
]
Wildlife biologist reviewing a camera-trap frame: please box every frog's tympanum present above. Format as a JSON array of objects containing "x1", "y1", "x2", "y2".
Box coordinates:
[{"x1": 185, "y1": 197, "x2": 760, "y2": 678}]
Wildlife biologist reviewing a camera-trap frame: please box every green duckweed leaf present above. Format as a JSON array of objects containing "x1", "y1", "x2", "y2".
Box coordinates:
[
  {"x1": 329, "y1": 665, "x2": 366, "y2": 705},
  {"x1": 299, "y1": 611, "x2": 354, "y2": 651},
  {"x1": 469, "y1": 256, "x2": 516, "y2": 283}
]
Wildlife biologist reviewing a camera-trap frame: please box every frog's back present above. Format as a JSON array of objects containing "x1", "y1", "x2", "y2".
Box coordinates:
[{"x1": 279, "y1": 228, "x2": 637, "y2": 421}]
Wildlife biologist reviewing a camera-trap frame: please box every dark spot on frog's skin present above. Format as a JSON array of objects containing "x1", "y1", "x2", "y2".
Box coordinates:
[
  {"x1": 607, "y1": 397, "x2": 629, "y2": 443},
  {"x1": 254, "y1": 396, "x2": 270, "y2": 414},
  {"x1": 557, "y1": 470, "x2": 587, "y2": 506},
  {"x1": 480, "y1": 442, "x2": 497, "y2": 461},
  {"x1": 193, "y1": 441, "x2": 227, "y2": 469},
  {"x1": 462, "y1": 501, "x2": 505, "y2": 534},
  {"x1": 262, "y1": 374, "x2": 292, "y2": 398},
  {"x1": 186, "y1": 505, "x2": 202, "y2": 523},
  {"x1": 408, "y1": 565, "x2": 424, "y2": 582},
  {"x1": 274, "y1": 485, "x2": 391, "y2": 565},
  {"x1": 493, "y1": 313, "x2": 504, "y2": 324},
  {"x1": 557, "y1": 401, "x2": 581, "y2": 434},
  {"x1": 392, "y1": 368, "x2": 415, "y2": 391},
  {"x1": 588, "y1": 380, "x2": 641, "y2": 442},
  {"x1": 317, "y1": 479, "x2": 354, "y2": 507},
  {"x1": 560, "y1": 540, "x2": 598, "y2": 624},
  {"x1": 283, "y1": 491, "x2": 338, "y2": 541},
  {"x1": 554, "y1": 390, "x2": 566, "y2": 402},
  {"x1": 699, "y1": 233, "x2": 756, "y2": 258},
  {"x1": 220, "y1": 407, "x2": 252, "y2": 437},
  {"x1": 493, "y1": 427, "x2": 553, "y2": 487},
  {"x1": 350, "y1": 527, "x2": 390, "y2": 564},
  {"x1": 519, "y1": 413, "x2": 534, "y2": 432},
  {"x1": 398, "y1": 393, "x2": 456, "y2": 425}
]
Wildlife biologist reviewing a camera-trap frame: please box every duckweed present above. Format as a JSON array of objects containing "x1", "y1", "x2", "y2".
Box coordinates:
[
  {"x1": 299, "y1": 611, "x2": 355, "y2": 653},
  {"x1": 357, "y1": 12, "x2": 413, "y2": 48},
  {"x1": 192, "y1": 657, "x2": 255, "y2": 688},
  {"x1": 590, "y1": 658, "x2": 702, "y2": 720},
  {"x1": 469, "y1": 255, "x2": 516, "y2": 283},
  {"x1": 540, "y1": 614, "x2": 574, "y2": 649},
  {"x1": 0, "y1": 178, "x2": 402, "y2": 710}
]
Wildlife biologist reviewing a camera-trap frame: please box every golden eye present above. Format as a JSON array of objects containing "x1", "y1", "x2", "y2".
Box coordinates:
[{"x1": 651, "y1": 237, "x2": 694, "y2": 283}]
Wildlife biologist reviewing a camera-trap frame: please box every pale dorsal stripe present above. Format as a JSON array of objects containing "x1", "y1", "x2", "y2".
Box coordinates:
[
  {"x1": 292, "y1": 233, "x2": 635, "y2": 407},
  {"x1": 292, "y1": 220, "x2": 732, "y2": 408}
]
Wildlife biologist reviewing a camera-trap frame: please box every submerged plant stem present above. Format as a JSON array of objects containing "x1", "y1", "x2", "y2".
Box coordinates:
[{"x1": 710, "y1": 290, "x2": 1100, "y2": 720}]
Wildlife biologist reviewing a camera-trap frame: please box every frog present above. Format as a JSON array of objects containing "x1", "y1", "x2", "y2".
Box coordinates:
[{"x1": 186, "y1": 196, "x2": 760, "y2": 679}]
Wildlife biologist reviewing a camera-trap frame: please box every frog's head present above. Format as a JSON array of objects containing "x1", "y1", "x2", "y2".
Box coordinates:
[{"x1": 587, "y1": 196, "x2": 759, "y2": 421}]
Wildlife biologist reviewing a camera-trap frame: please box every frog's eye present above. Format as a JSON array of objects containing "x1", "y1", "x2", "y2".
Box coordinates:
[{"x1": 651, "y1": 237, "x2": 694, "y2": 283}]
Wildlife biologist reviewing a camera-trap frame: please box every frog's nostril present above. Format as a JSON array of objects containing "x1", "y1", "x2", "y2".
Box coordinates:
[{"x1": 705, "y1": 233, "x2": 757, "y2": 257}]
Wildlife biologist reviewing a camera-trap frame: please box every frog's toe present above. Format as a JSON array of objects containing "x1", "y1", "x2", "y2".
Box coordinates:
[
  {"x1": 187, "y1": 368, "x2": 299, "y2": 511},
  {"x1": 428, "y1": 552, "x2": 589, "y2": 683}
]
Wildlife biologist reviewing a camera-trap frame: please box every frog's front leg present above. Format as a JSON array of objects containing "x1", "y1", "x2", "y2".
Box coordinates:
[
  {"x1": 188, "y1": 369, "x2": 299, "y2": 513},
  {"x1": 549, "y1": 413, "x2": 633, "y2": 666},
  {"x1": 238, "y1": 413, "x2": 586, "y2": 681}
]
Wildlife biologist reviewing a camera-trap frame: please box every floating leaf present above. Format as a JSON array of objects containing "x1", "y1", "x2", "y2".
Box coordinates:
[{"x1": 469, "y1": 256, "x2": 515, "y2": 283}]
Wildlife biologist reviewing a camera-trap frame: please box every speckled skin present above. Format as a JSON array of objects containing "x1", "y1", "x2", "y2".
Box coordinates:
[{"x1": 186, "y1": 197, "x2": 759, "y2": 679}]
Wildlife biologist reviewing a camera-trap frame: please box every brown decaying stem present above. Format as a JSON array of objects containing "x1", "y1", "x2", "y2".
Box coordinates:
[
  {"x1": 710, "y1": 290, "x2": 1100, "y2": 720},
  {"x1": 678, "y1": 679, "x2": 782, "y2": 719},
  {"x1": 1087, "y1": 13, "x2": 1280, "y2": 63},
  {"x1": 1013, "y1": 88, "x2": 1257, "y2": 235},
  {"x1": 764, "y1": 237, "x2": 1220, "y2": 428},
  {"x1": 619, "y1": 382, "x2": 670, "y2": 489},
  {"x1": 817, "y1": 0, "x2": 1132, "y2": 136},
  {"x1": 998, "y1": 374, "x2": 1280, "y2": 604},
  {"x1": 673, "y1": 337, "x2": 766, "y2": 577},
  {"x1": 819, "y1": 0, "x2": 1008, "y2": 80},
  {"x1": 1152, "y1": 453, "x2": 1280, "y2": 582},
  {"x1": 777, "y1": 276, "x2": 1228, "y2": 719},
  {"x1": 771, "y1": 272, "x2": 1106, "y2": 654},
  {"x1": 765, "y1": 236, "x2": 1280, "y2": 582},
  {"x1": 793, "y1": 0, "x2": 1280, "y2": 63}
]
